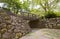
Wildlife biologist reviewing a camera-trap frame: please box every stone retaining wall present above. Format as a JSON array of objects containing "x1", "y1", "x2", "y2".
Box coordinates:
[
  {"x1": 29, "y1": 18, "x2": 60, "y2": 29},
  {"x1": 44, "y1": 18, "x2": 60, "y2": 29},
  {"x1": 0, "y1": 9, "x2": 31, "y2": 39}
]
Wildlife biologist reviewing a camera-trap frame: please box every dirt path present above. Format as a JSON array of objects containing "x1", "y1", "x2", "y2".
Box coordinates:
[{"x1": 20, "y1": 28, "x2": 60, "y2": 39}]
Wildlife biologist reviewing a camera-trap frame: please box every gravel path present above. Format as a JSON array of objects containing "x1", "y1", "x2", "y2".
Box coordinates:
[{"x1": 20, "y1": 28, "x2": 60, "y2": 39}]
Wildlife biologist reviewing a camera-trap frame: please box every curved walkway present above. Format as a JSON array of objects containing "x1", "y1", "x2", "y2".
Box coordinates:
[{"x1": 20, "y1": 28, "x2": 60, "y2": 39}]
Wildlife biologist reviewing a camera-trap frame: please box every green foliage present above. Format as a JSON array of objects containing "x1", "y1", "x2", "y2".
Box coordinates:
[
  {"x1": 32, "y1": 0, "x2": 60, "y2": 12},
  {"x1": 0, "y1": 0, "x2": 31, "y2": 14},
  {"x1": 0, "y1": 0, "x2": 22, "y2": 14},
  {"x1": 0, "y1": 0, "x2": 60, "y2": 17},
  {"x1": 54, "y1": 12, "x2": 60, "y2": 17},
  {"x1": 22, "y1": 1, "x2": 30, "y2": 11},
  {"x1": 45, "y1": 11, "x2": 57, "y2": 18}
]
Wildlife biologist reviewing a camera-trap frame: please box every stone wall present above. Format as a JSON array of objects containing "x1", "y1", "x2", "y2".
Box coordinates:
[
  {"x1": 29, "y1": 18, "x2": 60, "y2": 29},
  {"x1": 0, "y1": 9, "x2": 31, "y2": 39},
  {"x1": 44, "y1": 18, "x2": 60, "y2": 29}
]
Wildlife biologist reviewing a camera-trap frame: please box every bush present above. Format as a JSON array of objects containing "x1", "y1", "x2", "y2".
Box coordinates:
[{"x1": 45, "y1": 11, "x2": 57, "y2": 18}]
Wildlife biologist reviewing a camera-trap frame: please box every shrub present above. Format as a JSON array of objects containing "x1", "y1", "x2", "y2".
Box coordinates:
[{"x1": 45, "y1": 11, "x2": 57, "y2": 18}]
